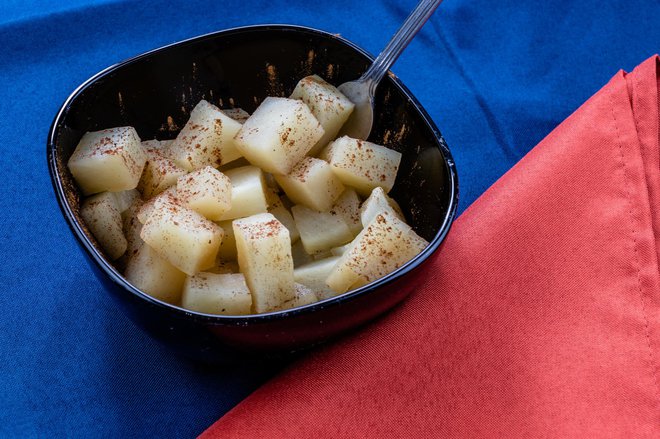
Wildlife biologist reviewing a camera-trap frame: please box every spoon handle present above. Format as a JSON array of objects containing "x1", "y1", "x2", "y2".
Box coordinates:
[{"x1": 361, "y1": 0, "x2": 443, "y2": 92}]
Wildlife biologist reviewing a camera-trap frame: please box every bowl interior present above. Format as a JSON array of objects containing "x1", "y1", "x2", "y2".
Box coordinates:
[{"x1": 49, "y1": 25, "x2": 457, "y2": 320}]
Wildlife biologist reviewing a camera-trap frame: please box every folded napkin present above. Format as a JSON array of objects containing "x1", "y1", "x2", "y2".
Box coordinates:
[{"x1": 202, "y1": 56, "x2": 660, "y2": 438}]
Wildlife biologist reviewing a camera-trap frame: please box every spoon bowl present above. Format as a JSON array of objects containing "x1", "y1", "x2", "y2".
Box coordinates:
[
  {"x1": 336, "y1": 79, "x2": 375, "y2": 141},
  {"x1": 338, "y1": 0, "x2": 443, "y2": 139}
]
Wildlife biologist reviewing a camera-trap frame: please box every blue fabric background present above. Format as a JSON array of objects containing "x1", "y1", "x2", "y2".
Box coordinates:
[{"x1": 0, "y1": 0, "x2": 657, "y2": 436}]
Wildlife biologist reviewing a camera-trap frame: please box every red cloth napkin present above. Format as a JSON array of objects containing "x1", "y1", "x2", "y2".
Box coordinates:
[{"x1": 202, "y1": 56, "x2": 660, "y2": 438}]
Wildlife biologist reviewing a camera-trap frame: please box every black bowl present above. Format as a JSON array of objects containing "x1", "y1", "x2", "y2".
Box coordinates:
[{"x1": 48, "y1": 24, "x2": 458, "y2": 363}]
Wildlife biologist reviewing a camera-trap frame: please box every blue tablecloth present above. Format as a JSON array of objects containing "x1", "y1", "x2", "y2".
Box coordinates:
[{"x1": 1, "y1": 0, "x2": 657, "y2": 436}]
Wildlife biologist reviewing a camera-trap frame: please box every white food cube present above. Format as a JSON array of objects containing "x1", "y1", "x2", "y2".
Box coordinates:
[
  {"x1": 233, "y1": 213, "x2": 295, "y2": 313},
  {"x1": 137, "y1": 186, "x2": 179, "y2": 224},
  {"x1": 264, "y1": 187, "x2": 282, "y2": 207},
  {"x1": 330, "y1": 243, "x2": 352, "y2": 256},
  {"x1": 347, "y1": 277, "x2": 370, "y2": 291},
  {"x1": 176, "y1": 166, "x2": 232, "y2": 220},
  {"x1": 291, "y1": 205, "x2": 353, "y2": 254},
  {"x1": 206, "y1": 258, "x2": 239, "y2": 274},
  {"x1": 313, "y1": 249, "x2": 334, "y2": 260},
  {"x1": 270, "y1": 283, "x2": 319, "y2": 312},
  {"x1": 215, "y1": 220, "x2": 237, "y2": 261},
  {"x1": 166, "y1": 100, "x2": 243, "y2": 171},
  {"x1": 323, "y1": 136, "x2": 401, "y2": 196},
  {"x1": 138, "y1": 145, "x2": 187, "y2": 198},
  {"x1": 112, "y1": 189, "x2": 140, "y2": 213},
  {"x1": 274, "y1": 157, "x2": 345, "y2": 211},
  {"x1": 326, "y1": 212, "x2": 429, "y2": 294},
  {"x1": 217, "y1": 157, "x2": 251, "y2": 173},
  {"x1": 360, "y1": 186, "x2": 405, "y2": 226},
  {"x1": 181, "y1": 272, "x2": 252, "y2": 315},
  {"x1": 330, "y1": 188, "x2": 362, "y2": 236},
  {"x1": 220, "y1": 108, "x2": 251, "y2": 124},
  {"x1": 140, "y1": 200, "x2": 224, "y2": 275},
  {"x1": 217, "y1": 165, "x2": 268, "y2": 221},
  {"x1": 140, "y1": 139, "x2": 172, "y2": 150},
  {"x1": 68, "y1": 127, "x2": 146, "y2": 195},
  {"x1": 122, "y1": 197, "x2": 144, "y2": 259},
  {"x1": 124, "y1": 243, "x2": 186, "y2": 304},
  {"x1": 267, "y1": 195, "x2": 300, "y2": 243},
  {"x1": 80, "y1": 192, "x2": 127, "y2": 260},
  {"x1": 233, "y1": 97, "x2": 324, "y2": 175},
  {"x1": 290, "y1": 75, "x2": 355, "y2": 156},
  {"x1": 263, "y1": 173, "x2": 281, "y2": 194},
  {"x1": 294, "y1": 256, "x2": 340, "y2": 300},
  {"x1": 291, "y1": 239, "x2": 313, "y2": 267}
]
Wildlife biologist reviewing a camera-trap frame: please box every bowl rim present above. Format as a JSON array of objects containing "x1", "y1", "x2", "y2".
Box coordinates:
[{"x1": 47, "y1": 23, "x2": 459, "y2": 325}]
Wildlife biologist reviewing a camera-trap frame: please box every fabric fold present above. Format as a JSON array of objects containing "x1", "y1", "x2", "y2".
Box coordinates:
[
  {"x1": 201, "y1": 56, "x2": 660, "y2": 438},
  {"x1": 627, "y1": 58, "x2": 660, "y2": 279}
]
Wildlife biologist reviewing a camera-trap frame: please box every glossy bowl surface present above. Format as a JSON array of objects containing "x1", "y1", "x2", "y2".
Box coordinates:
[{"x1": 48, "y1": 24, "x2": 458, "y2": 363}]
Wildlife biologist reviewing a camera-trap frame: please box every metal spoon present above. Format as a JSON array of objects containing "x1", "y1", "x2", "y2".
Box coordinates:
[{"x1": 338, "y1": 0, "x2": 443, "y2": 140}]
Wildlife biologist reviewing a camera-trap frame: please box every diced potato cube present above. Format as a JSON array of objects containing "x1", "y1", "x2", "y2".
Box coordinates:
[
  {"x1": 122, "y1": 197, "x2": 144, "y2": 259},
  {"x1": 330, "y1": 188, "x2": 362, "y2": 235},
  {"x1": 330, "y1": 243, "x2": 351, "y2": 256},
  {"x1": 267, "y1": 194, "x2": 300, "y2": 243},
  {"x1": 137, "y1": 186, "x2": 178, "y2": 224},
  {"x1": 124, "y1": 243, "x2": 186, "y2": 304},
  {"x1": 264, "y1": 187, "x2": 281, "y2": 206},
  {"x1": 360, "y1": 186, "x2": 404, "y2": 226},
  {"x1": 265, "y1": 173, "x2": 281, "y2": 193},
  {"x1": 347, "y1": 277, "x2": 370, "y2": 290},
  {"x1": 176, "y1": 166, "x2": 232, "y2": 220},
  {"x1": 140, "y1": 139, "x2": 172, "y2": 150},
  {"x1": 140, "y1": 201, "x2": 223, "y2": 275},
  {"x1": 322, "y1": 136, "x2": 401, "y2": 196},
  {"x1": 233, "y1": 213, "x2": 295, "y2": 313},
  {"x1": 291, "y1": 239, "x2": 313, "y2": 267},
  {"x1": 233, "y1": 97, "x2": 324, "y2": 174},
  {"x1": 137, "y1": 145, "x2": 187, "y2": 198},
  {"x1": 166, "y1": 100, "x2": 243, "y2": 171},
  {"x1": 220, "y1": 108, "x2": 251, "y2": 124},
  {"x1": 290, "y1": 75, "x2": 355, "y2": 156},
  {"x1": 313, "y1": 249, "x2": 334, "y2": 260},
  {"x1": 326, "y1": 212, "x2": 429, "y2": 294},
  {"x1": 274, "y1": 157, "x2": 345, "y2": 211},
  {"x1": 294, "y1": 257, "x2": 340, "y2": 300},
  {"x1": 217, "y1": 157, "x2": 251, "y2": 173},
  {"x1": 181, "y1": 272, "x2": 251, "y2": 315},
  {"x1": 215, "y1": 220, "x2": 237, "y2": 260},
  {"x1": 217, "y1": 165, "x2": 268, "y2": 221},
  {"x1": 68, "y1": 127, "x2": 146, "y2": 195},
  {"x1": 206, "y1": 258, "x2": 239, "y2": 274},
  {"x1": 270, "y1": 283, "x2": 319, "y2": 311},
  {"x1": 113, "y1": 189, "x2": 140, "y2": 213},
  {"x1": 291, "y1": 205, "x2": 353, "y2": 254},
  {"x1": 80, "y1": 192, "x2": 127, "y2": 260},
  {"x1": 140, "y1": 139, "x2": 163, "y2": 150},
  {"x1": 270, "y1": 205, "x2": 300, "y2": 243}
]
